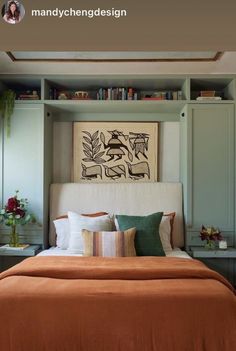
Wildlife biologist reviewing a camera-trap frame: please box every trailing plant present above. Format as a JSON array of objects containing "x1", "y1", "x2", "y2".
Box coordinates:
[{"x1": 0, "y1": 89, "x2": 16, "y2": 137}]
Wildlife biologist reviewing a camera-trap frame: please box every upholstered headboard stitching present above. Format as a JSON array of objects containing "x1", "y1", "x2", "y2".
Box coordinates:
[{"x1": 49, "y1": 182, "x2": 184, "y2": 248}]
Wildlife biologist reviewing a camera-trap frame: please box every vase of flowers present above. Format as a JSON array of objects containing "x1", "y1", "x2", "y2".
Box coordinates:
[
  {"x1": 0, "y1": 191, "x2": 35, "y2": 247},
  {"x1": 200, "y1": 225, "x2": 222, "y2": 250}
]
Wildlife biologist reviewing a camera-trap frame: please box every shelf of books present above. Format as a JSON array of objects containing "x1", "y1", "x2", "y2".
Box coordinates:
[{"x1": 1, "y1": 75, "x2": 236, "y2": 116}]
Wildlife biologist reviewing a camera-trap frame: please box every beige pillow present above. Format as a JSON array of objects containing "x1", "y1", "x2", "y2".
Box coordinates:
[{"x1": 82, "y1": 228, "x2": 136, "y2": 257}]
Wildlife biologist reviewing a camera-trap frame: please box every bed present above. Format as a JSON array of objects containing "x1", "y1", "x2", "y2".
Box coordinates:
[{"x1": 0, "y1": 182, "x2": 235, "y2": 351}]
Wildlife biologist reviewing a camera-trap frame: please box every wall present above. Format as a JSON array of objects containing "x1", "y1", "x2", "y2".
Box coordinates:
[{"x1": 53, "y1": 121, "x2": 180, "y2": 183}]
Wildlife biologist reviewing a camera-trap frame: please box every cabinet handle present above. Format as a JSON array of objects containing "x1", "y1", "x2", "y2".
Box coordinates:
[{"x1": 181, "y1": 112, "x2": 185, "y2": 117}]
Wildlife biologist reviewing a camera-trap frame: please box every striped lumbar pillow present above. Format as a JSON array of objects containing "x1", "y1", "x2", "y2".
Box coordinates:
[{"x1": 82, "y1": 228, "x2": 136, "y2": 257}]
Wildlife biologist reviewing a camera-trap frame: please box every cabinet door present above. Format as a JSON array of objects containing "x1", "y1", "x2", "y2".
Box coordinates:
[
  {"x1": 200, "y1": 258, "x2": 234, "y2": 286},
  {"x1": 181, "y1": 104, "x2": 235, "y2": 246},
  {"x1": 1, "y1": 104, "x2": 44, "y2": 244}
]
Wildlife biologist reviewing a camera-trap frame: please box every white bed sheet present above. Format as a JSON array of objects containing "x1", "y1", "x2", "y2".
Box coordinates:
[{"x1": 38, "y1": 247, "x2": 192, "y2": 259}]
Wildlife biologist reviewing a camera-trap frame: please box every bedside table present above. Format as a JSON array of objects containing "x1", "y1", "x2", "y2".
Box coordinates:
[
  {"x1": 190, "y1": 246, "x2": 236, "y2": 286},
  {"x1": 0, "y1": 245, "x2": 41, "y2": 272}
]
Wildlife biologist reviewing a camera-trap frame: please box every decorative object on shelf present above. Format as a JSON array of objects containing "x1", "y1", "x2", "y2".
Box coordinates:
[
  {"x1": 17, "y1": 90, "x2": 40, "y2": 100},
  {"x1": 0, "y1": 89, "x2": 16, "y2": 137},
  {"x1": 73, "y1": 122, "x2": 158, "y2": 183},
  {"x1": 73, "y1": 91, "x2": 89, "y2": 99},
  {"x1": 219, "y1": 239, "x2": 228, "y2": 250},
  {"x1": 200, "y1": 90, "x2": 215, "y2": 97},
  {"x1": 0, "y1": 191, "x2": 36, "y2": 247},
  {"x1": 196, "y1": 90, "x2": 223, "y2": 101},
  {"x1": 58, "y1": 92, "x2": 69, "y2": 100},
  {"x1": 200, "y1": 225, "x2": 222, "y2": 250}
]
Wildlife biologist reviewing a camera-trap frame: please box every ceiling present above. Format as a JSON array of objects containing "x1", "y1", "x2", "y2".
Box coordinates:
[{"x1": 1, "y1": 51, "x2": 236, "y2": 75}]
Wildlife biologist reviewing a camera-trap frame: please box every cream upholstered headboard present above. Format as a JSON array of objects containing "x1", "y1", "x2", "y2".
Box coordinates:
[{"x1": 49, "y1": 182, "x2": 184, "y2": 248}]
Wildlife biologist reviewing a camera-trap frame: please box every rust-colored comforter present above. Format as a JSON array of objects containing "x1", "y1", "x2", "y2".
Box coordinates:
[{"x1": 0, "y1": 256, "x2": 235, "y2": 351}]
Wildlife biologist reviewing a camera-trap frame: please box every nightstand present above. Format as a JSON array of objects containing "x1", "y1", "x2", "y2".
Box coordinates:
[
  {"x1": 0, "y1": 244, "x2": 41, "y2": 272},
  {"x1": 190, "y1": 246, "x2": 236, "y2": 286}
]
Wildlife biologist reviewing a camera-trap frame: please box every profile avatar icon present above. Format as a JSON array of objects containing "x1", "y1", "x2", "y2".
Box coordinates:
[{"x1": 2, "y1": 1, "x2": 25, "y2": 24}]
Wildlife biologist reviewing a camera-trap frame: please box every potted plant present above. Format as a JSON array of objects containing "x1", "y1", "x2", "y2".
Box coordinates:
[
  {"x1": 200, "y1": 225, "x2": 222, "y2": 249},
  {"x1": 0, "y1": 89, "x2": 16, "y2": 137},
  {"x1": 0, "y1": 191, "x2": 35, "y2": 247}
]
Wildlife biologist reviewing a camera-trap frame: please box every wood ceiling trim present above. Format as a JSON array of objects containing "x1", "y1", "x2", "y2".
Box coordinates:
[{"x1": 5, "y1": 51, "x2": 224, "y2": 63}]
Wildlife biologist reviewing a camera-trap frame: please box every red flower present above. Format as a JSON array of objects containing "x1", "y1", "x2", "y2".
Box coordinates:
[
  {"x1": 15, "y1": 208, "x2": 25, "y2": 218},
  {"x1": 6, "y1": 197, "x2": 19, "y2": 212},
  {"x1": 200, "y1": 225, "x2": 222, "y2": 242}
]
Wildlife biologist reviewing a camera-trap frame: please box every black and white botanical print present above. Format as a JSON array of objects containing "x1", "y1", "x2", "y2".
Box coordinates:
[
  {"x1": 82, "y1": 130, "x2": 106, "y2": 164},
  {"x1": 73, "y1": 122, "x2": 158, "y2": 182}
]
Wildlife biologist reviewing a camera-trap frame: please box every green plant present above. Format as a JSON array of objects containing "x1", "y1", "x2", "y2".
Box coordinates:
[{"x1": 0, "y1": 89, "x2": 16, "y2": 137}]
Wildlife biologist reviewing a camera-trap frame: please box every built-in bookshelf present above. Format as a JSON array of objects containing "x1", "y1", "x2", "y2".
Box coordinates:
[
  {"x1": 190, "y1": 78, "x2": 235, "y2": 101},
  {"x1": 43, "y1": 76, "x2": 187, "y2": 101},
  {"x1": 0, "y1": 75, "x2": 235, "y2": 117},
  {"x1": 0, "y1": 76, "x2": 42, "y2": 100}
]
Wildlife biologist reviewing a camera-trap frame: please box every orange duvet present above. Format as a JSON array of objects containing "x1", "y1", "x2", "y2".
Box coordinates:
[{"x1": 0, "y1": 256, "x2": 235, "y2": 351}]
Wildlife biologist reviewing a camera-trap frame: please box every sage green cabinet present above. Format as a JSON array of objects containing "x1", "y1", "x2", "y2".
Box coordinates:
[
  {"x1": 190, "y1": 247, "x2": 236, "y2": 285},
  {"x1": 180, "y1": 104, "x2": 235, "y2": 249}
]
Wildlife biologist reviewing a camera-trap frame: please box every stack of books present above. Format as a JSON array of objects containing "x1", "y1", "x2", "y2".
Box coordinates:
[
  {"x1": 97, "y1": 87, "x2": 138, "y2": 100},
  {"x1": 142, "y1": 91, "x2": 183, "y2": 100},
  {"x1": 17, "y1": 91, "x2": 40, "y2": 100}
]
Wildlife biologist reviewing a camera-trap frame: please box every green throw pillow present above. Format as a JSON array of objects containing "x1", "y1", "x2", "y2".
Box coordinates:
[{"x1": 116, "y1": 212, "x2": 165, "y2": 256}]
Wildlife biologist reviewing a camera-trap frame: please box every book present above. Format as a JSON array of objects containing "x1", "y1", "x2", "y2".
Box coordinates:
[
  {"x1": 196, "y1": 96, "x2": 222, "y2": 101},
  {"x1": 0, "y1": 244, "x2": 30, "y2": 250},
  {"x1": 141, "y1": 97, "x2": 165, "y2": 100},
  {"x1": 177, "y1": 91, "x2": 183, "y2": 100},
  {"x1": 172, "y1": 91, "x2": 178, "y2": 100},
  {"x1": 18, "y1": 97, "x2": 40, "y2": 100}
]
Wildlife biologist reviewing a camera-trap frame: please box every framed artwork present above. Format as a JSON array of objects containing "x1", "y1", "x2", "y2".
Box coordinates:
[{"x1": 73, "y1": 122, "x2": 159, "y2": 182}]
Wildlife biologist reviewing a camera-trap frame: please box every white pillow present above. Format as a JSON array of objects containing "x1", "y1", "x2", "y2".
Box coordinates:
[
  {"x1": 115, "y1": 215, "x2": 173, "y2": 253},
  {"x1": 53, "y1": 218, "x2": 70, "y2": 249},
  {"x1": 67, "y1": 212, "x2": 113, "y2": 254}
]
